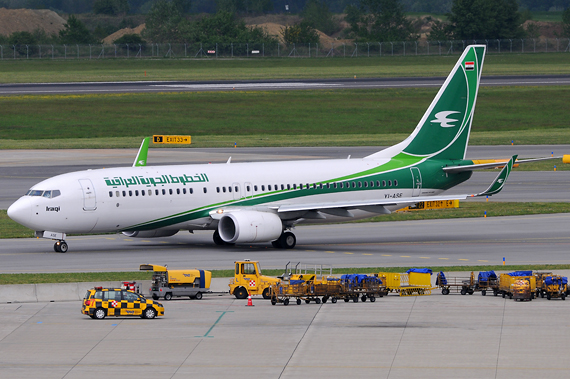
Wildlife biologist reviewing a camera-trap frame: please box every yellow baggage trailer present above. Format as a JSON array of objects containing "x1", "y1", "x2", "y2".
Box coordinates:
[
  {"x1": 379, "y1": 269, "x2": 433, "y2": 296},
  {"x1": 498, "y1": 271, "x2": 536, "y2": 300}
]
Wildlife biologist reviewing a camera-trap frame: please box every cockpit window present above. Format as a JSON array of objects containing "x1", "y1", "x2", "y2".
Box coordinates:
[{"x1": 26, "y1": 189, "x2": 61, "y2": 198}]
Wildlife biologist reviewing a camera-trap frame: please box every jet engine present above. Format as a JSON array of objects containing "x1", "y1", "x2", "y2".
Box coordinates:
[
  {"x1": 218, "y1": 211, "x2": 283, "y2": 244},
  {"x1": 122, "y1": 229, "x2": 179, "y2": 238}
]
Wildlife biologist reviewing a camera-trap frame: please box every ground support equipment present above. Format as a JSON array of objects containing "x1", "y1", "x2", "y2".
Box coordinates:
[
  {"x1": 538, "y1": 275, "x2": 567, "y2": 300},
  {"x1": 380, "y1": 269, "x2": 434, "y2": 297},
  {"x1": 498, "y1": 271, "x2": 536, "y2": 300},
  {"x1": 337, "y1": 275, "x2": 387, "y2": 303}
]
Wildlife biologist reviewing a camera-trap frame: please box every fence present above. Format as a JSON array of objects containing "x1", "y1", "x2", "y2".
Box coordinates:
[{"x1": 1, "y1": 38, "x2": 570, "y2": 60}]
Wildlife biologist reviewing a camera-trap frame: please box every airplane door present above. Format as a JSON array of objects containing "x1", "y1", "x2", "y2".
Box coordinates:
[
  {"x1": 410, "y1": 167, "x2": 422, "y2": 197},
  {"x1": 79, "y1": 179, "x2": 97, "y2": 211},
  {"x1": 244, "y1": 182, "x2": 253, "y2": 198},
  {"x1": 232, "y1": 182, "x2": 241, "y2": 200}
]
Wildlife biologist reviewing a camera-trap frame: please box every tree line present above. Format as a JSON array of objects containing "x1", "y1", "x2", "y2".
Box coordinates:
[{"x1": 1, "y1": 0, "x2": 570, "y2": 50}]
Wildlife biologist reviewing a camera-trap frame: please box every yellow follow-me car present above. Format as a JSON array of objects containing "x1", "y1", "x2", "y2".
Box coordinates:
[{"x1": 82, "y1": 287, "x2": 165, "y2": 319}]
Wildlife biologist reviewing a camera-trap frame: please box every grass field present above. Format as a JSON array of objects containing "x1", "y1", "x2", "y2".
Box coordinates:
[
  {"x1": 2, "y1": 202, "x2": 569, "y2": 239},
  {"x1": 1, "y1": 264, "x2": 569, "y2": 284},
  {"x1": 1, "y1": 86, "x2": 569, "y2": 145},
  {"x1": 1, "y1": 53, "x2": 570, "y2": 83}
]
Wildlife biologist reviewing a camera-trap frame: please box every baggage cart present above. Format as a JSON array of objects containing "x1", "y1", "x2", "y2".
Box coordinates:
[
  {"x1": 436, "y1": 271, "x2": 474, "y2": 295},
  {"x1": 380, "y1": 269, "x2": 433, "y2": 296},
  {"x1": 337, "y1": 275, "x2": 387, "y2": 303},
  {"x1": 538, "y1": 275, "x2": 567, "y2": 300}
]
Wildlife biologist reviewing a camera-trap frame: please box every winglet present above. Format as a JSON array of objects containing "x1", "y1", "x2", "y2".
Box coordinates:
[
  {"x1": 133, "y1": 137, "x2": 150, "y2": 167},
  {"x1": 475, "y1": 155, "x2": 517, "y2": 197}
]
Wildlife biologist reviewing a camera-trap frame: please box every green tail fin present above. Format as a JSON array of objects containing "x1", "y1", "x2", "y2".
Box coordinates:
[
  {"x1": 402, "y1": 45, "x2": 486, "y2": 160},
  {"x1": 133, "y1": 137, "x2": 150, "y2": 167}
]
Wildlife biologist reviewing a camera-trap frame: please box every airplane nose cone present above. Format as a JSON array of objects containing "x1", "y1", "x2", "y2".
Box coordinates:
[{"x1": 7, "y1": 198, "x2": 32, "y2": 227}]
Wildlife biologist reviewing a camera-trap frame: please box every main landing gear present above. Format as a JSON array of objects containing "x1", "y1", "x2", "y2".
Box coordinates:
[
  {"x1": 54, "y1": 240, "x2": 68, "y2": 253},
  {"x1": 272, "y1": 231, "x2": 296, "y2": 249}
]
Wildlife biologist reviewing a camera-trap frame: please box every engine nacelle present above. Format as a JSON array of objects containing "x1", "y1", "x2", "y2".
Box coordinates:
[
  {"x1": 218, "y1": 211, "x2": 283, "y2": 244},
  {"x1": 122, "y1": 229, "x2": 179, "y2": 238}
]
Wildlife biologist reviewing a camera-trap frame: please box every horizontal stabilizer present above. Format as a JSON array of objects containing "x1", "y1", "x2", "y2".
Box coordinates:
[
  {"x1": 474, "y1": 155, "x2": 517, "y2": 197},
  {"x1": 443, "y1": 155, "x2": 561, "y2": 173}
]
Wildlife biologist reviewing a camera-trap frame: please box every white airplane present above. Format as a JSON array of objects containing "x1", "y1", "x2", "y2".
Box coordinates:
[{"x1": 6, "y1": 45, "x2": 560, "y2": 252}]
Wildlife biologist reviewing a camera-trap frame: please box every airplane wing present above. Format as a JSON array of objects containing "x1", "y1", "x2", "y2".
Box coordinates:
[{"x1": 253, "y1": 155, "x2": 517, "y2": 219}]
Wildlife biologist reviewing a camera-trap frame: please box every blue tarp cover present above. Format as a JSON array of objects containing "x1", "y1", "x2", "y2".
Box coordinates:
[
  {"x1": 478, "y1": 271, "x2": 497, "y2": 282},
  {"x1": 340, "y1": 274, "x2": 383, "y2": 285},
  {"x1": 406, "y1": 268, "x2": 433, "y2": 274},
  {"x1": 507, "y1": 271, "x2": 533, "y2": 277},
  {"x1": 436, "y1": 271, "x2": 447, "y2": 286},
  {"x1": 544, "y1": 276, "x2": 568, "y2": 286},
  {"x1": 290, "y1": 280, "x2": 305, "y2": 285}
]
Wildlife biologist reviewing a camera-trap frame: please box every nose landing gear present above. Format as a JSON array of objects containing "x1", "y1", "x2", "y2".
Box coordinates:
[{"x1": 54, "y1": 240, "x2": 68, "y2": 253}]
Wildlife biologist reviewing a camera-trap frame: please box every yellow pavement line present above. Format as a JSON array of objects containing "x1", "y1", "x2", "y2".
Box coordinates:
[
  {"x1": 419, "y1": 257, "x2": 430, "y2": 259},
  {"x1": 458, "y1": 259, "x2": 469, "y2": 261},
  {"x1": 363, "y1": 253, "x2": 373, "y2": 256},
  {"x1": 382, "y1": 254, "x2": 392, "y2": 257},
  {"x1": 400, "y1": 255, "x2": 411, "y2": 258},
  {"x1": 325, "y1": 251, "x2": 335, "y2": 254},
  {"x1": 344, "y1": 252, "x2": 354, "y2": 255},
  {"x1": 438, "y1": 258, "x2": 449, "y2": 260}
]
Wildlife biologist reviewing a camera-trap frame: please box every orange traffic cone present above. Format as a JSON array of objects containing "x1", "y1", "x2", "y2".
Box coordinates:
[{"x1": 246, "y1": 292, "x2": 254, "y2": 307}]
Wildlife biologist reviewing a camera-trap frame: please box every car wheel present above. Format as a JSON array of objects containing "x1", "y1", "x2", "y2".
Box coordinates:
[
  {"x1": 94, "y1": 308, "x2": 106, "y2": 320},
  {"x1": 195, "y1": 292, "x2": 202, "y2": 300},
  {"x1": 144, "y1": 307, "x2": 156, "y2": 319},
  {"x1": 262, "y1": 288, "x2": 271, "y2": 299},
  {"x1": 164, "y1": 293, "x2": 172, "y2": 301}
]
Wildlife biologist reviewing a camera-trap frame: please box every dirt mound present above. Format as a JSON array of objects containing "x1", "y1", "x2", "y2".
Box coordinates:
[
  {"x1": 249, "y1": 22, "x2": 352, "y2": 48},
  {"x1": 0, "y1": 8, "x2": 66, "y2": 36},
  {"x1": 102, "y1": 24, "x2": 145, "y2": 44},
  {"x1": 523, "y1": 20, "x2": 563, "y2": 39}
]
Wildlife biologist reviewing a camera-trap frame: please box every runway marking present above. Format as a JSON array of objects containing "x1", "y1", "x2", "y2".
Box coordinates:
[
  {"x1": 478, "y1": 260, "x2": 489, "y2": 262},
  {"x1": 104, "y1": 237, "x2": 115, "y2": 240},
  {"x1": 325, "y1": 251, "x2": 335, "y2": 254},
  {"x1": 363, "y1": 253, "x2": 373, "y2": 256},
  {"x1": 438, "y1": 258, "x2": 449, "y2": 260},
  {"x1": 419, "y1": 257, "x2": 430, "y2": 259},
  {"x1": 382, "y1": 254, "x2": 392, "y2": 257},
  {"x1": 154, "y1": 83, "x2": 343, "y2": 90},
  {"x1": 344, "y1": 252, "x2": 354, "y2": 255},
  {"x1": 458, "y1": 259, "x2": 469, "y2": 261},
  {"x1": 142, "y1": 240, "x2": 151, "y2": 243},
  {"x1": 400, "y1": 255, "x2": 411, "y2": 258},
  {"x1": 160, "y1": 241, "x2": 168, "y2": 244}
]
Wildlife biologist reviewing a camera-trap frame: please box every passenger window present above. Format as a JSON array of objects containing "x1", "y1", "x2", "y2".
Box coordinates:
[
  {"x1": 122, "y1": 191, "x2": 126, "y2": 197},
  {"x1": 182, "y1": 188, "x2": 186, "y2": 194},
  {"x1": 382, "y1": 180, "x2": 386, "y2": 187},
  {"x1": 247, "y1": 185, "x2": 251, "y2": 191},
  {"x1": 388, "y1": 180, "x2": 392, "y2": 187},
  {"x1": 394, "y1": 180, "x2": 398, "y2": 186},
  {"x1": 94, "y1": 291, "x2": 103, "y2": 300},
  {"x1": 228, "y1": 186, "x2": 232, "y2": 193},
  {"x1": 162, "y1": 189, "x2": 166, "y2": 195},
  {"x1": 281, "y1": 184, "x2": 284, "y2": 190},
  {"x1": 203, "y1": 187, "x2": 207, "y2": 193},
  {"x1": 287, "y1": 184, "x2": 290, "y2": 190},
  {"x1": 177, "y1": 188, "x2": 180, "y2": 195},
  {"x1": 116, "y1": 191, "x2": 120, "y2": 197},
  {"x1": 109, "y1": 191, "x2": 113, "y2": 197},
  {"x1": 376, "y1": 181, "x2": 380, "y2": 187},
  {"x1": 129, "y1": 190, "x2": 133, "y2": 196},
  {"x1": 235, "y1": 186, "x2": 239, "y2": 192},
  {"x1": 217, "y1": 187, "x2": 220, "y2": 193},
  {"x1": 293, "y1": 184, "x2": 297, "y2": 190},
  {"x1": 364, "y1": 182, "x2": 368, "y2": 188},
  {"x1": 262, "y1": 185, "x2": 265, "y2": 191},
  {"x1": 141, "y1": 190, "x2": 145, "y2": 196},
  {"x1": 169, "y1": 189, "x2": 173, "y2": 195},
  {"x1": 190, "y1": 188, "x2": 194, "y2": 194},
  {"x1": 155, "y1": 190, "x2": 159, "y2": 196},
  {"x1": 103, "y1": 290, "x2": 121, "y2": 301},
  {"x1": 351, "y1": 182, "x2": 356, "y2": 188},
  {"x1": 254, "y1": 185, "x2": 258, "y2": 191},
  {"x1": 122, "y1": 291, "x2": 139, "y2": 302},
  {"x1": 268, "y1": 185, "x2": 271, "y2": 191},
  {"x1": 370, "y1": 181, "x2": 374, "y2": 187},
  {"x1": 135, "y1": 190, "x2": 139, "y2": 196}
]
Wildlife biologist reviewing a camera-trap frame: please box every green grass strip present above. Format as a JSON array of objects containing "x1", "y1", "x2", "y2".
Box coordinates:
[
  {"x1": 1, "y1": 53, "x2": 570, "y2": 83},
  {"x1": 1, "y1": 86, "x2": 570, "y2": 145},
  {"x1": 1, "y1": 264, "x2": 569, "y2": 285}
]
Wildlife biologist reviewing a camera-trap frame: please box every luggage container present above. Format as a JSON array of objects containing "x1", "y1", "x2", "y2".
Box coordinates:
[
  {"x1": 337, "y1": 274, "x2": 387, "y2": 303},
  {"x1": 379, "y1": 268, "x2": 433, "y2": 296},
  {"x1": 140, "y1": 264, "x2": 211, "y2": 300},
  {"x1": 498, "y1": 271, "x2": 536, "y2": 299},
  {"x1": 512, "y1": 280, "x2": 533, "y2": 301}
]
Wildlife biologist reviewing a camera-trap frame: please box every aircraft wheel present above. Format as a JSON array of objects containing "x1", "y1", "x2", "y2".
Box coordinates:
[
  {"x1": 53, "y1": 242, "x2": 60, "y2": 252},
  {"x1": 278, "y1": 232, "x2": 296, "y2": 249},
  {"x1": 213, "y1": 230, "x2": 225, "y2": 245}
]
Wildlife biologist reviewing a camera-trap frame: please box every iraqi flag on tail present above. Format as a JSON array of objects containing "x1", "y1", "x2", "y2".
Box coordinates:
[{"x1": 465, "y1": 61, "x2": 475, "y2": 70}]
